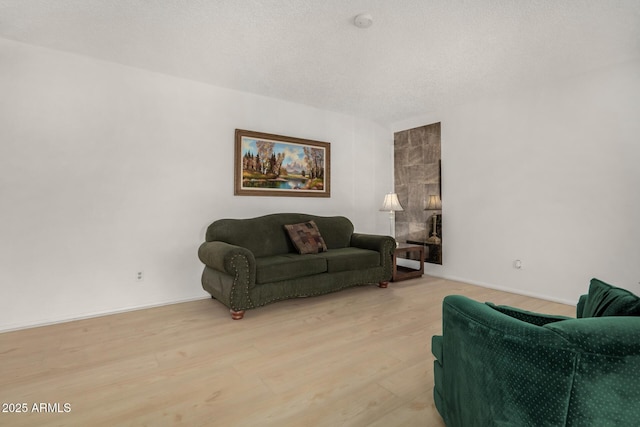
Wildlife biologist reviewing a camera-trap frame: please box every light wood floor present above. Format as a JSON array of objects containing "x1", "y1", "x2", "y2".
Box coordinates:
[{"x1": 0, "y1": 276, "x2": 575, "y2": 427}]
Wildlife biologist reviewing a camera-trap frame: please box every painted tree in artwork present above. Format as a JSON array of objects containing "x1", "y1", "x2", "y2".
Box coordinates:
[
  {"x1": 255, "y1": 141, "x2": 274, "y2": 175},
  {"x1": 243, "y1": 140, "x2": 285, "y2": 177},
  {"x1": 303, "y1": 147, "x2": 324, "y2": 179},
  {"x1": 270, "y1": 152, "x2": 285, "y2": 176},
  {"x1": 242, "y1": 138, "x2": 324, "y2": 191}
]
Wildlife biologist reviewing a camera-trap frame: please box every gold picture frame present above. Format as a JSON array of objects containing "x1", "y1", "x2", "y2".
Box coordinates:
[{"x1": 234, "y1": 129, "x2": 331, "y2": 197}]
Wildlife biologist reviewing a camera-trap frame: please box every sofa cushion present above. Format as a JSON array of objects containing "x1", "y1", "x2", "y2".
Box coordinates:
[
  {"x1": 255, "y1": 254, "x2": 327, "y2": 284},
  {"x1": 317, "y1": 248, "x2": 380, "y2": 273},
  {"x1": 206, "y1": 213, "x2": 354, "y2": 257},
  {"x1": 284, "y1": 220, "x2": 328, "y2": 254},
  {"x1": 486, "y1": 303, "x2": 571, "y2": 326},
  {"x1": 582, "y1": 278, "x2": 640, "y2": 317},
  {"x1": 312, "y1": 216, "x2": 353, "y2": 249}
]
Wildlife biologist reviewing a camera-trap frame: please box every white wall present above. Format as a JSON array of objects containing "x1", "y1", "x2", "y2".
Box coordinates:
[
  {"x1": 395, "y1": 60, "x2": 640, "y2": 304},
  {"x1": 0, "y1": 38, "x2": 393, "y2": 331},
  {"x1": 4, "y1": 37, "x2": 637, "y2": 332}
]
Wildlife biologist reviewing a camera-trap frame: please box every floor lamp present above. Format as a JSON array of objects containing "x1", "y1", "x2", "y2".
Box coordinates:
[{"x1": 380, "y1": 192, "x2": 404, "y2": 243}]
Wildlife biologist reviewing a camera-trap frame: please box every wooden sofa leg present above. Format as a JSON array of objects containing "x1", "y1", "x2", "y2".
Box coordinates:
[
  {"x1": 378, "y1": 281, "x2": 389, "y2": 288},
  {"x1": 230, "y1": 309, "x2": 245, "y2": 320}
]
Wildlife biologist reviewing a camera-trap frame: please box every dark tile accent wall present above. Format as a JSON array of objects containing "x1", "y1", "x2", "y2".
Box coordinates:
[{"x1": 394, "y1": 122, "x2": 441, "y2": 244}]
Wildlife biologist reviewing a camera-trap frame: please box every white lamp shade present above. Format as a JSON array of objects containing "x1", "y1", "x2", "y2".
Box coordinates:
[
  {"x1": 425, "y1": 194, "x2": 442, "y2": 210},
  {"x1": 380, "y1": 193, "x2": 404, "y2": 212}
]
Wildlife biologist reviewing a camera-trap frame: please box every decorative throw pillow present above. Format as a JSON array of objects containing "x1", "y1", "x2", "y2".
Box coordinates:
[
  {"x1": 284, "y1": 220, "x2": 328, "y2": 254},
  {"x1": 581, "y1": 278, "x2": 640, "y2": 317}
]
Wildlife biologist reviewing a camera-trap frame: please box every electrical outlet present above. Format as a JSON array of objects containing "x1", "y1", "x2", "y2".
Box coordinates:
[{"x1": 136, "y1": 271, "x2": 144, "y2": 282}]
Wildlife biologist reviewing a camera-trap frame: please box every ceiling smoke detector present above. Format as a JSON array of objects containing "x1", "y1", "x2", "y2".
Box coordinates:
[{"x1": 353, "y1": 13, "x2": 373, "y2": 29}]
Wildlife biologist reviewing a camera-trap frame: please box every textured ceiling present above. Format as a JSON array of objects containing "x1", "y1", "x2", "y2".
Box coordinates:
[{"x1": 1, "y1": 0, "x2": 639, "y2": 126}]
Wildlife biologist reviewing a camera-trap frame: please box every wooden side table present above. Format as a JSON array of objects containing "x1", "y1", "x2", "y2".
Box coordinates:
[
  {"x1": 392, "y1": 243, "x2": 424, "y2": 282},
  {"x1": 407, "y1": 239, "x2": 442, "y2": 265}
]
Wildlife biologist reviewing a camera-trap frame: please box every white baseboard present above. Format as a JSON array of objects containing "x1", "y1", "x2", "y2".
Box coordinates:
[
  {"x1": 426, "y1": 272, "x2": 577, "y2": 306},
  {"x1": 2, "y1": 274, "x2": 578, "y2": 333},
  {"x1": 0, "y1": 295, "x2": 211, "y2": 334}
]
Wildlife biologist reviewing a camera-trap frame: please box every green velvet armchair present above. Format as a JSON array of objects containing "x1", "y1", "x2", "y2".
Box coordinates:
[{"x1": 432, "y1": 278, "x2": 640, "y2": 426}]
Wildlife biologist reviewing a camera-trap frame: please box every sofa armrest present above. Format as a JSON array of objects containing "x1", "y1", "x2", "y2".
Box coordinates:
[
  {"x1": 198, "y1": 241, "x2": 257, "y2": 293},
  {"x1": 350, "y1": 233, "x2": 395, "y2": 279},
  {"x1": 544, "y1": 316, "x2": 640, "y2": 424},
  {"x1": 544, "y1": 316, "x2": 640, "y2": 355},
  {"x1": 435, "y1": 295, "x2": 577, "y2": 426},
  {"x1": 350, "y1": 233, "x2": 395, "y2": 253},
  {"x1": 442, "y1": 295, "x2": 571, "y2": 345},
  {"x1": 198, "y1": 241, "x2": 254, "y2": 272}
]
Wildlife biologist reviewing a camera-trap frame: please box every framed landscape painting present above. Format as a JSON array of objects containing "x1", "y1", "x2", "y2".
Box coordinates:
[{"x1": 234, "y1": 129, "x2": 331, "y2": 197}]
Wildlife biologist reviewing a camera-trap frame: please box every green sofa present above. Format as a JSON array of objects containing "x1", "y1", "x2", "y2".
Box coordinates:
[
  {"x1": 432, "y1": 278, "x2": 640, "y2": 426},
  {"x1": 198, "y1": 213, "x2": 395, "y2": 319}
]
